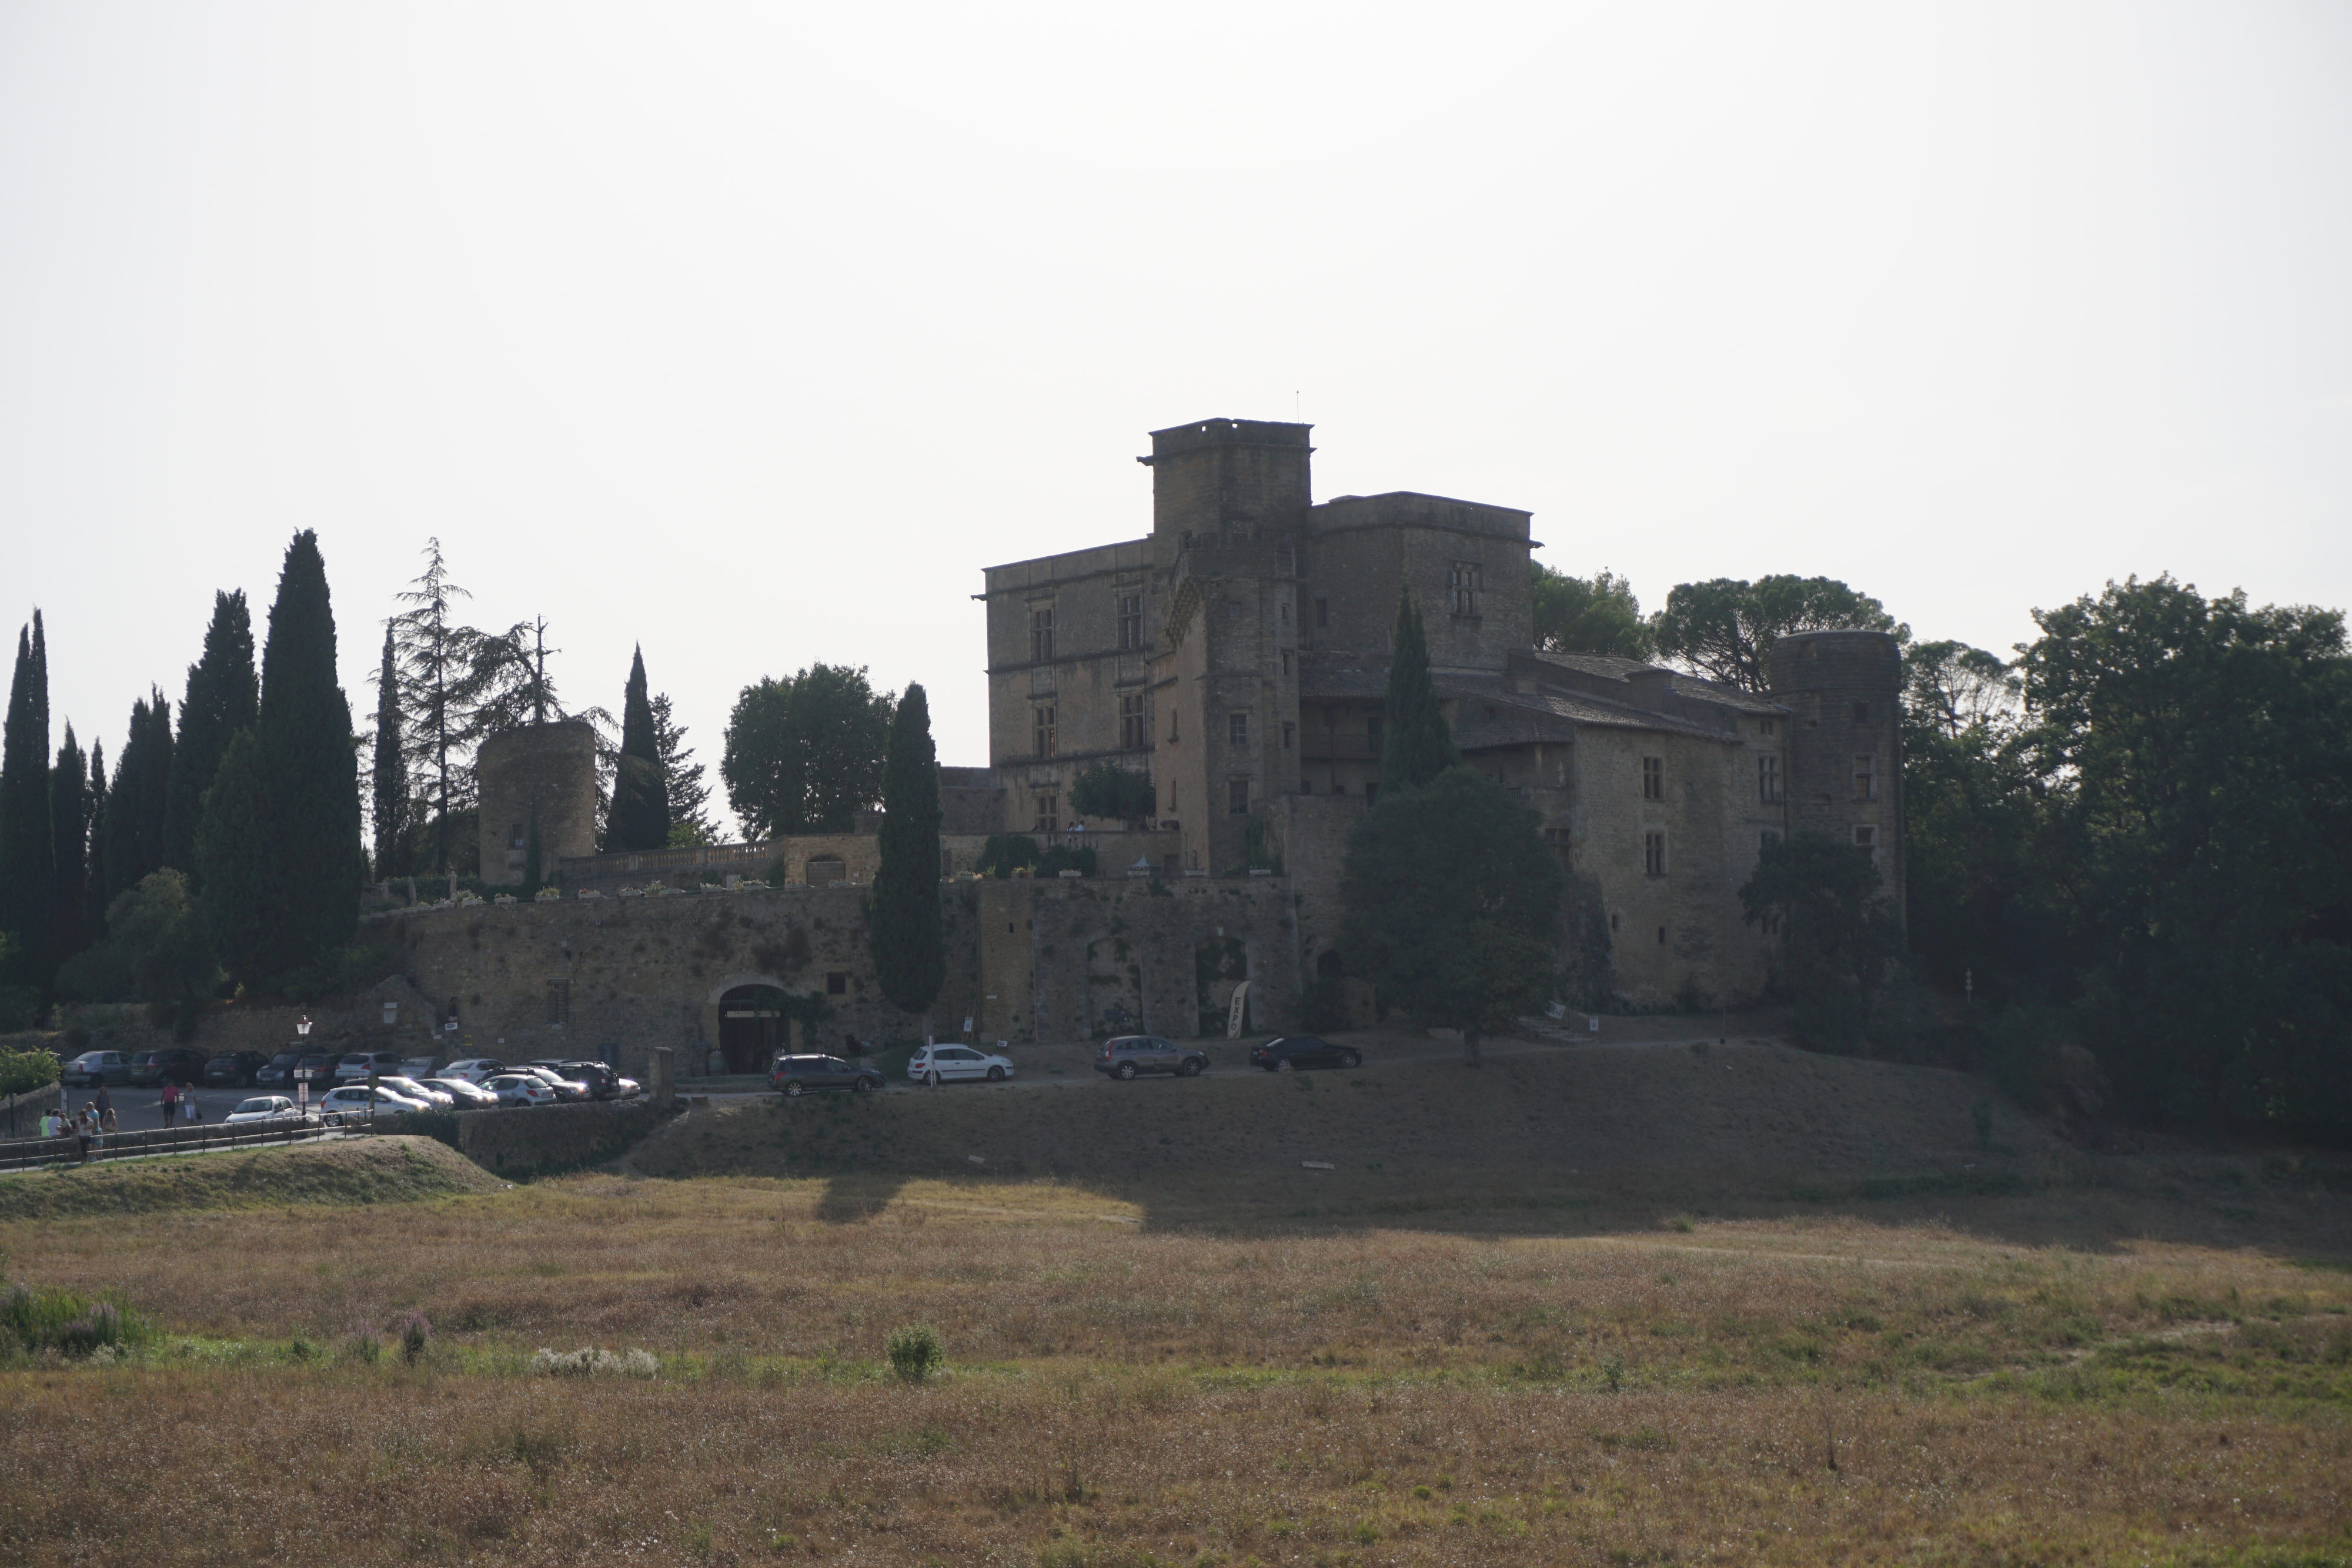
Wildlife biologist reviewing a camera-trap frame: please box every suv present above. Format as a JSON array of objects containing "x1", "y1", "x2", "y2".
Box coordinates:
[
  {"x1": 253, "y1": 1051, "x2": 307, "y2": 1088},
  {"x1": 1248, "y1": 1035, "x2": 1362, "y2": 1072},
  {"x1": 201, "y1": 1051, "x2": 272, "y2": 1087},
  {"x1": 1093, "y1": 1036, "x2": 1209, "y2": 1081},
  {"x1": 770, "y1": 1054, "x2": 883, "y2": 1097},
  {"x1": 129, "y1": 1048, "x2": 208, "y2": 1086}
]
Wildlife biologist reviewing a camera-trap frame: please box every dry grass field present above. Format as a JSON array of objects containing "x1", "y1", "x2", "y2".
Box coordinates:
[{"x1": 4, "y1": 1038, "x2": 2351, "y2": 1566}]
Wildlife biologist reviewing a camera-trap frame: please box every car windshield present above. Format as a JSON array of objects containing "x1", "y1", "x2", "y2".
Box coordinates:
[
  {"x1": 268, "y1": 1052, "x2": 300, "y2": 1065},
  {"x1": 232, "y1": 1099, "x2": 275, "y2": 1114}
]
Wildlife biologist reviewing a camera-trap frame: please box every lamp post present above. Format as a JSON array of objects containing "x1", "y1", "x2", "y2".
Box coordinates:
[{"x1": 295, "y1": 1015, "x2": 313, "y2": 1120}]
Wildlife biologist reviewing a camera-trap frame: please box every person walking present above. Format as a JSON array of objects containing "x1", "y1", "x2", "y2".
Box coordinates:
[
  {"x1": 74, "y1": 1105, "x2": 94, "y2": 1163},
  {"x1": 93, "y1": 1085, "x2": 112, "y2": 1125},
  {"x1": 159, "y1": 1080, "x2": 178, "y2": 1129},
  {"x1": 99, "y1": 1101, "x2": 117, "y2": 1145},
  {"x1": 182, "y1": 1091, "x2": 199, "y2": 1125}
]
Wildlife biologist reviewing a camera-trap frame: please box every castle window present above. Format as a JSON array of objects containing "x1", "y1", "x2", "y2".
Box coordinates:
[
  {"x1": 1758, "y1": 754, "x2": 1780, "y2": 803},
  {"x1": 1280, "y1": 600, "x2": 1290, "y2": 625},
  {"x1": 1225, "y1": 601, "x2": 1243, "y2": 621},
  {"x1": 1760, "y1": 829, "x2": 1781, "y2": 852},
  {"x1": 1643, "y1": 831, "x2": 1666, "y2": 877},
  {"x1": 826, "y1": 972, "x2": 847, "y2": 995},
  {"x1": 1033, "y1": 795, "x2": 1059, "y2": 834},
  {"x1": 1281, "y1": 650, "x2": 1292, "y2": 678},
  {"x1": 544, "y1": 979, "x2": 570, "y2": 1026},
  {"x1": 1030, "y1": 606, "x2": 1055, "y2": 663},
  {"x1": 1449, "y1": 561, "x2": 1482, "y2": 617},
  {"x1": 1167, "y1": 708, "x2": 1180, "y2": 743},
  {"x1": 1852, "y1": 824, "x2": 1877, "y2": 863},
  {"x1": 1033, "y1": 706, "x2": 1057, "y2": 760},
  {"x1": 1641, "y1": 756, "x2": 1663, "y2": 800},
  {"x1": 1315, "y1": 598, "x2": 1329, "y2": 627},
  {"x1": 1228, "y1": 711, "x2": 1249, "y2": 747},
  {"x1": 1228, "y1": 778, "x2": 1251, "y2": 815},
  {"x1": 1282, "y1": 721, "x2": 1295, "y2": 750},
  {"x1": 1120, "y1": 693, "x2": 1147, "y2": 751},
  {"x1": 508, "y1": 822, "x2": 524, "y2": 850},
  {"x1": 1116, "y1": 593, "x2": 1143, "y2": 650},
  {"x1": 1366, "y1": 713, "x2": 1382, "y2": 746},
  {"x1": 1762, "y1": 913, "x2": 1782, "y2": 936},
  {"x1": 1852, "y1": 754, "x2": 1876, "y2": 801},
  {"x1": 1759, "y1": 717, "x2": 1776, "y2": 737},
  {"x1": 806, "y1": 855, "x2": 847, "y2": 886},
  {"x1": 1657, "y1": 926, "x2": 1668, "y2": 946},
  {"x1": 1852, "y1": 701, "x2": 1872, "y2": 724}
]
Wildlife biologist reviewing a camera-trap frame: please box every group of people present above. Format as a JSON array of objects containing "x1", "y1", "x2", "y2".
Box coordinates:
[{"x1": 31, "y1": 1082, "x2": 203, "y2": 1163}]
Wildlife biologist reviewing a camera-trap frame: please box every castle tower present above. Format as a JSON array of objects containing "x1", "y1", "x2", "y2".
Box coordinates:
[
  {"x1": 476, "y1": 721, "x2": 600, "y2": 886},
  {"x1": 1766, "y1": 630, "x2": 1905, "y2": 920},
  {"x1": 1141, "y1": 417, "x2": 1313, "y2": 564}
]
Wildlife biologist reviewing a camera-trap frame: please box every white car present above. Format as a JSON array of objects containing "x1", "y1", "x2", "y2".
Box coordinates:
[
  {"x1": 377, "y1": 1075, "x2": 455, "y2": 1109},
  {"x1": 222, "y1": 1095, "x2": 303, "y2": 1125},
  {"x1": 481, "y1": 1074, "x2": 558, "y2": 1107},
  {"x1": 316, "y1": 1084, "x2": 430, "y2": 1120},
  {"x1": 419, "y1": 1076, "x2": 499, "y2": 1109},
  {"x1": 907, "y1": 1044, "x2": 1018, "y2": 1085},
  {"x1": 441, "y1": 1058, "x2": 508, "y2": 1085},
  {"x1": 332, "y1": 1050, "x2": 406, "y2": 1083}
]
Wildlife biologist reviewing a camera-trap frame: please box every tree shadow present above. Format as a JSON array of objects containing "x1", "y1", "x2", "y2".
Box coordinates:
[{"x1": 814, "y1": 1172, "x2": 911, "y2": 1224}]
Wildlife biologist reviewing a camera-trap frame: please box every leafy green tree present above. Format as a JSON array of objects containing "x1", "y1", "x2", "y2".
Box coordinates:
[
  {"x1": 0, "y1": 616, "x2": 54, "y2": 986},
  {"x1": 1652, "y1": 576, "x2": 1903, "y2": 693},
  {"x1": 161, "y1": 590, "x2": 258, "y2": 877},
  {"x1": 721, "y1": 664, "x2": 895, "y2": 839},
  {"x1": 650, "y1": 693, "x2": 716, "y2": 841},
  {"x1": 1070, "y1": 760, "x2": 1155, "y2": 827},
  {"x1": 975, "y1": 835, "x2": 1041, "y2": 878},
  {"x1": 871, "y1": 683, "x2": 944, "y2": 1018},
  {"x1": 2016, "y1": 576, "x2": 2352, "y2": 1123},
  {"x1": 48, "y1": 725, "x2": 88, "y2": 970},
  {"x1": 198, "y1": 531, "x2": 362, "y2": 991},
  {"x1": 1740, "y1": 832, "x2": 1903, "y2": 1053},
  {"x1": 605, "y1": 646, "x2": 670, "y2": 851},
  {"x1": 1532, "y1": 565, "x2": 1653, "y2": 658},
  {"x1": 369, "y1": 625, "x2": 405, "y2": 879},
  {"x1": 103, "y1": 870, "x2": 220, "y2": 1038},
  {"x1": 1340, "y1": 765, "x2": 1563, "y2": 1065},
  {"x1": 1379, "y1": 587, "x2": 1458, "y2": 795}
]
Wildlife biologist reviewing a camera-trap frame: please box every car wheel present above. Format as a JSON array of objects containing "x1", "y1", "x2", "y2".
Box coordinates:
[
  {"x1": 784, "y1": 1081, "x2": 805, "y2": 1098},
  {"x1": 1277, "y1": 1058, "x2": 1294, "y2": 1073},
  {"x1": 1115, "y1": 1061, "x2": 1137, "y2": 1081},
  {"x1": 1179, "y1": 1059, "x2": 1202, "y2": 1078},
  {"x1": 986, "y1": 1065, "x2": 1005, "y2": 1082},
  {"x1": 1339, "y1": 1051, "x2": 1361, "y2": 1069},
  {"x1": 853, "y1": 1076, "x2": 874, "y2": 1093},
  {"x1": 924, "y1": 1070, "x2": 941, "y2": 1087}
]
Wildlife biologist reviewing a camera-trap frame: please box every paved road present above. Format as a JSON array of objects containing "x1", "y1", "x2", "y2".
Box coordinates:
[{"x1": 51, "y1": 1080, "x2": 333, "y2": 1130}]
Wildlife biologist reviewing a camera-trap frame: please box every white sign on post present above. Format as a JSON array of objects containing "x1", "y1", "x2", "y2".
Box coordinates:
[{"x1": 1225, "y1": 981, "x2": 1252, "y2": 1040}]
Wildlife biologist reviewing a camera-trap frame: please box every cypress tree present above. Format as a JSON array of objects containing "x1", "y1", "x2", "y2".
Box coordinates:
[
  {"x1": 606, "y1": 646, "x2": 670, "y2": 851},
  {"x1": 162, "y1": 590, "x2": 258, "y2": 877},
  {"x1": 199, "y1": 531, "x2": 361, "y2": 989},
  {"x1": 0, "y1": 617, "x2": 56, "y2": 984},
  {"x1": 370, "y1": 625, "x2": 406, "y2": 878},
  {"x1": 49, "y1": 724, "x2": 88, "y2": 968},
  {"x1": 1379, "y1": 586, "x2": 1459, "y2": 795},
  {"x1": 103, "y1": 693, "x2": 173, "y2": 901},
  {"x1": 82, "y1": 743, "x2": 108, "y2": 938},
  {"x1": 871, "y1": 682, "x2": 945, "y2": 1018}
]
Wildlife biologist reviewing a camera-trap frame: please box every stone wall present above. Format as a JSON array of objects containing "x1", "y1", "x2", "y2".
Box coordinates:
[{"x1": 437, "y1": 1097, "x2": 670, "y2": 1176}]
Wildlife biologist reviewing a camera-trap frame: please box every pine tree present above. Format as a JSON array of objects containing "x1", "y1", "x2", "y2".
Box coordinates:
[
  {"x1": 1379, "y1": 586, "x2": 1458, "y2": 795},
  {"x1": 162, "y1": 590, "x2": 258, "y2": 877},
  {"x1": 605, "y1": 646, "x2": 670, "y2": 851},
  {"x1": 199, "y1": 531, "x2": 361, "y2": 989},
  {"x1": 871, "y1": 683, "x2": 944, "y2": 1018},
  {"x1": 650, "y1": 693, "x2": 716, "y2": 840},
  {"x1": 389, "y1": 539, "x2": 477, "y2": 874},
  {"x1": 0, "y1": 616, "x2": 56, "y2": 985},
  {"x1": 49, "y1": 724, "x2": 88, "y2": 969},
  {"x1": 370, "y1": 625, "x2": 406, "y2": 878}
]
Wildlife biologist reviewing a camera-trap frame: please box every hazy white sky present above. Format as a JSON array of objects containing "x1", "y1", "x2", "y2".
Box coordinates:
[{"x1": 4, "y1": 2, "x2": 2347, "y2": 834}]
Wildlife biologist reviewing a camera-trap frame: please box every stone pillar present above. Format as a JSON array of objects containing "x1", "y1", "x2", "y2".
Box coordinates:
[{"x1": 647, "y1": 1046, "x2": 674, "y2": 1106}]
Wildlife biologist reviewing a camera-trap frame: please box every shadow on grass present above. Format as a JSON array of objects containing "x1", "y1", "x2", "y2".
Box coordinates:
[{"x1": 815, "y1": 1172, "x2": 911, "y2": 1224}]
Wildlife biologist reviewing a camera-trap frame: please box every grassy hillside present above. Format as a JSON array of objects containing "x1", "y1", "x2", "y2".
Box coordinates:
[{"x1": 0, "y1": 1136, "x2": 503, "y2": 1221}]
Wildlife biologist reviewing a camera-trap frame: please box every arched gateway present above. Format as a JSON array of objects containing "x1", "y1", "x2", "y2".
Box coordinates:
[{"x1": 716, "y1": 983, "x2": 789, "y2": 1074}]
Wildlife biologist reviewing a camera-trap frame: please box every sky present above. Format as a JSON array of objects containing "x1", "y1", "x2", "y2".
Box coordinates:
[{"x1": 3, "y1": 2, "x2": 2347, "y2": 838}]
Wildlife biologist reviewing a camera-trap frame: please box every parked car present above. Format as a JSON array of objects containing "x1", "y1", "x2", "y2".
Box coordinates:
[
  {"x1": 417, "y1": 1076, "x2": 499, "y2": 1109},
  {"x1": 397, "y1": 1056, "x2": 445, "y2": 1079},
  {"x1": 201, "y1": 1051, "x2": 272, "y2": 1088},
  {"x1": 291, "y1": 1053, "x2": 340, "y2": 1085},
  {"x1": 772, "y1": 1054, "x2": 884, "y2": 1096},
  {"x1": 316, "y1": 1084, "x2": 431, "y2": 1121},
  {"x1": 59, "y1": 1051, "x2": 133, "y2": 1087},
  {"x1": 550, "y1": 1061, "x2": 630, "y2": 1100},
  {"x1": 516, "y1": 1065, "x2": 591, "y2": 1102},
  {"x1": 129, "y1": 1048, "x2": 208, "y2": 1086},
  {"x1": 908, "y1": 1044, "x2": 1018, "y2": 1085},
  {"x1": 223, "y1": 1095, "x2": 303, "y2": 1125},
  {"x1": 1093, "y1": 1036, "x2": 1209, "y2": 1081},
  {"x1": 333, "y1": 1050, "x2": 407, "y2": 1083},
  {"x1": 441, "y1": 1058, "x2": 507, "y2": 1085},
  {"x1": 253, "y1": 1050, "x2": 307, "y2": 1088},
  {"x1": 377, "y1": 1075, "x2": 455, "y2": 1109},
  {"x1": 1248, "y1": 1035, "x2": 1362, "y2": 1072},
  {"x1": 480, "y1": 1074, "x2": 558, "y2": 1107}
]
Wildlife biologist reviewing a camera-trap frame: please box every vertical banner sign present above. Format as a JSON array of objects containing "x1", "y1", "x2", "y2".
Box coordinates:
[{"x1": 1226, "y1": 981, "x2": 1252, "y2": 1040}]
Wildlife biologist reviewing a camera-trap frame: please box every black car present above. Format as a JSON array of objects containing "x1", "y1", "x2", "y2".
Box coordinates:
[
  {"x1": 201, "y1": 1051, "x2": 271, "y2": 1087},
  {"x1": 1093, "y1": 1035, "x2": 1210, "y2": 1080},
  {"x1": 129, "y1": 1048, "x2": 209, "y2": 1086},
  {"x1": 555, "y1": 1061, "x2": 623, "y2": 1101},
  {"x1": 1248, "y1": 1035, "x2": 1361, "y2": 1072},
  {"x1": 253, "y1": 1051, "x2": 306, "y2": 1088},
  {"x1": 770, "y1": 1054, "x2": 883, "y2": 1097}
]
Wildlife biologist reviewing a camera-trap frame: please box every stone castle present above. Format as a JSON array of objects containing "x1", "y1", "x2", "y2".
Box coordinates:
[{"x1": 377, "y1": 417, "x2": 1899, "y2": 1075}]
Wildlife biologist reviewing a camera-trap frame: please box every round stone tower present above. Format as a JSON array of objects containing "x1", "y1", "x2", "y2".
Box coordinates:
[
  {"x1": 1766, "y1": 630, "x2": 1905, "y2": 920},
  {"x1": 476, "y1": 721, "x2": 600, "y2": 886}
]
